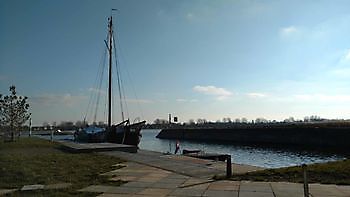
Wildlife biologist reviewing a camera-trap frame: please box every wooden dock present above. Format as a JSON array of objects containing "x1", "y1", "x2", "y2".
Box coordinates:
[{"x1": 59, "y1": 141, "x2": 138, "y2": 153}]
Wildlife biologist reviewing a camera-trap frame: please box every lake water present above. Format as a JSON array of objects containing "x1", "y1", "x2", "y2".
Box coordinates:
[
  {"x1": 139, "y1": 129, "x2": 346, "y2": 168},
  {"x1": 35, "y1": 129, "x2": 346, "y2": 169}
]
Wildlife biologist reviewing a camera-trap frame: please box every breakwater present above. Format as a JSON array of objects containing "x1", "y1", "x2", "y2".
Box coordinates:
[{"x1": 156, "y1": 127, "x2": 350, "y2": 150}]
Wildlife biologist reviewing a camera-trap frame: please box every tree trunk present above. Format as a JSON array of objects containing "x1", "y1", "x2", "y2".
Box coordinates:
[{"x1": 11, "y1": 131, "x2": 14, "y2": 142}]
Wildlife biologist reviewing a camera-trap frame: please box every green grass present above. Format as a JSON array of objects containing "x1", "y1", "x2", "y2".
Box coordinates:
[
  {"x1": 0, "y1": 137, "x2": 125, "y2": 196},
  {"x1": 226, "y1": 159, "x2": 350, "y2": 185}
]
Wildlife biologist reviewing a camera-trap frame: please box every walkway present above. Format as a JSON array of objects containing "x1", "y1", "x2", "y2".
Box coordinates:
[
  {"x1": 100, "y1": 150, "x2": 263, "y2": 179},
  {"x1": 79, "y1": 161, "x2": 350, "y2": 197}
]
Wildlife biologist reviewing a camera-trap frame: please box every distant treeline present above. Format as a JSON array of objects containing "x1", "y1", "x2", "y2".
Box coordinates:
[{"x1": 144, "y1": 120, "x2": 350, "y2": 130}]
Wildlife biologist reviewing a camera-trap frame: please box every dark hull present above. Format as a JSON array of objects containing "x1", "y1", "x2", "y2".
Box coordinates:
[
  {"x1": 106, "y1": 121, "x2": 146, "y2": 146},
  {"x1": 74, "y1": 130, "x2": 106, "y2": 143},
  {"x1": 76, "y1": 120, "x2": 146, "y2": 146}
]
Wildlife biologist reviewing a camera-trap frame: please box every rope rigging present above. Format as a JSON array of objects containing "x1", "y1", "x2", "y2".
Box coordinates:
[{"x1": 83, "y1": 12, "x2": 145, "y2": 127}]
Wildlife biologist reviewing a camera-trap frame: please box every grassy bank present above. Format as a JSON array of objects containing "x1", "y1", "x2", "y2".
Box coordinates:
[
  {"x1": 0, "y1": 137, "x2": 124, "y2": 196},
  {"x1": 228, "y1": 159, "x2": 350, "y2": 185}
]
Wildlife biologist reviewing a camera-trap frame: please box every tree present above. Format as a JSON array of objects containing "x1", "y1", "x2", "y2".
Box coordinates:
[
  {"x1": 153, "y1": 118, "x2": 168, "y2": 125},
  {"x1": 0, "y1": 86, "x2": 30, "y2": 141},
  {"x1": 197, "y1": 118, "x2": 207, "y2": 124},
  {"x1": 241, "y1": 117, "x2": 248, "y2": 123}
]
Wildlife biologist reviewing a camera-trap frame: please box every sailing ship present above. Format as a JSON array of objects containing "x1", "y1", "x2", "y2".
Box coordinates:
[{"x1": 75, "y1": 13, "x2": 146, "y2": 146}]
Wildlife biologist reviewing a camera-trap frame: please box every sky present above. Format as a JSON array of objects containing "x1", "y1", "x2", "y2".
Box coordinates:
[{"x1": 2, "y1": 0, "x2": 350, "y2": 125}]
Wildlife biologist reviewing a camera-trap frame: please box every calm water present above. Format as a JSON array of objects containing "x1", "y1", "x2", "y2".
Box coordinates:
[
  {"x1": 36, "y1": 129, "x2": 346, "y2": 168},
  {"x1": 139, "y1": 129, "x2": 346, "y2": 168}
]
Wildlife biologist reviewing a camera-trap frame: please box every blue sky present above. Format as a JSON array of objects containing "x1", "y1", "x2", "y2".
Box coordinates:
[{"x1": 2, "y1": 0, "x2": 350, "y2": 125}]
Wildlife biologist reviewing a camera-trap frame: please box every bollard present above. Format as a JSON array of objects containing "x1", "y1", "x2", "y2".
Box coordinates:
[
  {"x1": 302, "y1": 164, "x2": 309, "y2": 197},
  {"x1": 226, "y1": 154, "x2": 232, "y2": 178}
]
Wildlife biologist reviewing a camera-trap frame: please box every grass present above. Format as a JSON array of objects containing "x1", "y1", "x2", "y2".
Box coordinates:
[
  {"x1": 0, "y1": 137, "x2": 125, "y2": 196},
  {"x1": 225, "y1": 159, "x2": 350, "y2": 185}
]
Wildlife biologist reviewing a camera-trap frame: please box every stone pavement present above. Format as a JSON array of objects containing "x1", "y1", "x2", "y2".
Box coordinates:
[
  {"x1": 0, "y1": 183, "x2": 72, "y2": 196},
  {"x1": 78, "y1": 161, "x2": 350, "y2": 197},
  {"x1": 101, "y1": 150, "x2": 263, "y2": 179}
]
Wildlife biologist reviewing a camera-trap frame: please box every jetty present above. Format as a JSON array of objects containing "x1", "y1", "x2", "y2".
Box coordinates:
[
  {"x1": 101, "y1": 149, "x2": 263, "y2": 179},
  {"x1": 157, "y1": 127, "x2": 350, "y2": 150}
]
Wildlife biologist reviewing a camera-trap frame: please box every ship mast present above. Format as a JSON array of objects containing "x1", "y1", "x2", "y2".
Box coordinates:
[{"x1": 108, "y1": 16, "x2": 113, "y2": 129}]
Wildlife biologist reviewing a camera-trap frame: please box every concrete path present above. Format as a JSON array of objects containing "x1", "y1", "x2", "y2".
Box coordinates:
[
  {"x1": 59, "y1": 140, "x2": 138, "y2": 153},
  {"x1": 79, "y1": 161, "x2": 350, "y2": 197},
  {"x1": 101, "y1": 150, "x2": 263, "y2": 179}
]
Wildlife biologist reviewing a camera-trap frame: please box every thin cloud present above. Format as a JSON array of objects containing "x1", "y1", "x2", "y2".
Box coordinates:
[
  {"x1": 186, "y1": 13, "x2": 194, "y2": 21},
  {"x1": 30, "y1": 93, "x2": 87, "y2": 107},
  {"x1": 124, "y1": 98, "x2": 153, "y2": 104},
  {"x1": 294, "y1": 94, "x2": 350, "y2": 102},
  {"x1": 280, "y1": 26, "x2": 299, "y2": 37},
  {"x1": 339, "y1": 49, "x2": 350, "y2": 63},
  {"x1": 193, "y1": 85, "x2": 232, "y2": 100},
  {"x1": 176, "y1": 98, "x2": 198, "y2": 103},
  {"x1": 88, "y1": 87, "x2": 106, "y2": 95},
  {"x1": 246, "y1": 92, "x2": 267, "y2": 98}
]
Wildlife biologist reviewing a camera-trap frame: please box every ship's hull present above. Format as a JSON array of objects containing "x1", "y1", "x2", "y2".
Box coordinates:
[
  {"x1": 74, "y1": 130, "x2": 106, "y2": 143},
  {"x1": 106, "y1": 121, "x2": 146, "y2": 146},
  {"x1": 75, "y1": 121, "x2": 146, "y2": 146}
]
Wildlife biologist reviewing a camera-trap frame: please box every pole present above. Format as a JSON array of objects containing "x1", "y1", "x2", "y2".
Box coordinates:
[
  {"x1": 226, "y1": 154, "x2": 232, "y2": 178},
  {"x1": 302, "y1": 164, "x2": 309, "y2": 197},
  {"x1": 50, "y1": 130, "x2": 53, "y2": 142},
  {"x1": 108, "y1": 16, "x2": 113, "y2": 130},
  {"x1": 29, "y1": 118, "x2": 32, "y2": 137}
]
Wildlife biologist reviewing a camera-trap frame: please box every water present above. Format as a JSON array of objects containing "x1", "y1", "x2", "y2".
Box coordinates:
[
  {"x1": 139, "y1": 129, "x2": 346, "y2": 168},
  {"x1": 34, "y1": 129, "x2": 346, "y2": 168}
]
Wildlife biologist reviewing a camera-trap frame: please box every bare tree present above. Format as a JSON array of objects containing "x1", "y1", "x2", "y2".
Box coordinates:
[{"x1": 0, "y1": 86, "x2": 30, "y2": 141}]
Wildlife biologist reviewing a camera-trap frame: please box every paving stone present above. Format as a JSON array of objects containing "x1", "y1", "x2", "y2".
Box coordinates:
[
  {"x1": 133, "y1": 195, "x2": 160, "y2": 197},
  {"x1": 145, "y1": 173, "x2": 170, "y2": 178},
  {"x1": 138, "y1": 177, "x2": 164, "y2": 183},
  {"x1": 109, "y1": 171, "x2": 149, "y2": 177},
  {"x1": 137, "y1": 188, "x2": 172, "y2": 196},
  {"x1": 240, "y1": 182, "x2": 272, "y2": 193},
  {"x1": 207, "y1": 181, "x2": 240, "y2": 191},
  {"x1": 309, "y1": 184, "x2": 348, "y2": 197},
  {"x1": 96, "y1": 194, "x2": 133, "y2": 197},
  {"x1": 122, "y1": 181, "x2": 154, "y2": 188},
  {"x1": 160, "y1": 178, "x2": 187, "y2": 184},
  {"x1": 0, "y1": 189, "x2": 17, "y2": 195},
  {"x1": 182, "y1": 178, "x2": 209, "y2": 185},
  {"x1": 78, "y1": 185, "x2": 119, "y2": 193},
  {"x1": 166, "y1": 174, "x2": 190, "y2": 179},
  {"x1": 182, "y1": 182, "x2": 210, "y2": 190},
  {"x1": 112, "y1": 163, "x2": 127, "y2": 168},
  {"x1": 110, "y1": 176, "x2": 138, "y2": 181},
  {"x1": 239, "y1": 191, "x2": 275, "y2": 197},
  {"x1": 105, "y1": 186, "x2": 144, "y2": 194},
  {"x1": 44, "y1": 183, "x2": 72, "y2": 189},
  {"x1": 203, "y1": 190, "x2": 239, "y2": 197},
  {"x1": 150, "y1": 182, "x2": 181, "y2": 189},
  {"x1": 274, "y1": 191, "x2": 304, "y2": 197},
  {"x1": 170, "y1": 188, "x2": 206, "y2": 196},
  {"x1": 271, "y1": 182, "x2": 304, "y2": 197},
  {"x1": 21, "y1": 184, "x2": 45, "y2": 191},
  {"x1": 336, "y1": 185, "x2": 350, "y2": 195}
]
